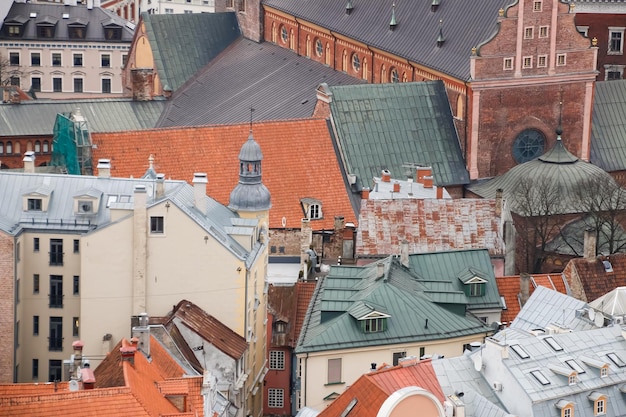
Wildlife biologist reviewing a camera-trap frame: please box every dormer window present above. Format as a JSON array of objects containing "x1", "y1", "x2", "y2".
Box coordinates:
[
  {"x1": 78, "y1": 200, "x2": 93, "y2": 213},
  {"x1": 36, "y1": 17, "x2": 58, "y2": 39},
  {"x1": 457, "y1": 267, "x2": 488, "y2": 297},
  {"x1": 6, "y1": 24, "x2": 23, "y2": 37},
  {"x1": 556, "y1": 400, "x2": 574, "y2": 417},
  {"x1": 274, "y1": 320, "x2": 287, "y2": 334},
  {"x1": 73, "y1": 188, "x2": 101, "y2": 215},
  {"x1": 103, "y1": 23, "x2": 122, "y2": 40},
  {"x1": 23, "y1": 185, "x2": 52, "y2": 212},
  {"x1": 364, "y1": 317, "x2": 386, "y2": 332},
  {"x1": 28, "y1": 198, "x2": 42, "y2": 211},
  {"x1": 4, "y1": 15, "x2": 28, "y2": 38},
  {"x1": 588, "y1": 392, "x2": 607, "y2": 416},
  {"x1": 68, "y1": 24, "x2": 87, "y2": 39},
  {"x1": 300, "y1": 198, "x2": 323, "y2": 220},
  {"x1": 349, "y1": 301, "x2": 390, "y2": 334}
]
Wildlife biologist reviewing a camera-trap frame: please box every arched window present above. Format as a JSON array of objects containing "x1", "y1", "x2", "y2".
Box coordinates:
[
  {"x1": 390, "y1": 67, "x2": 399, "y2": 83},
  {"x1": 280, "y1": 25, "x2": 288, "y2": 44},
  {"x1": 315, "y1": 39, "x2": 323, "y2": 57},
  {"x1": 6, "y1": 141, "x2": 13, "y2": 154},
  {"x1": 35, "y1": 141, "x2": 41, "y2": 153},
  {"x1": 26, "y1": 141, "x2": 33, "y2": 152},
  {"x1": 456, "y1": 94, "x2": 464, "y2": 120},
  {"x1": 325, "y1": 43, "x2": 331, "y2": 66},
  {"x1": 351, "y1": 53, "x2": 360, "y2": 73},
  {"x1": 402, "y1": 72, "x2": 408, "y2": 82},
  {"x1": 289, "y1": 29, "x2": 295, "y2": 50},
  {"x1": 306, "y1": 35, "x2": 311, "y2": 58},
  {"x1": 362, "y1": 58, "x2": 368, "y2": 80},
  {"x1": 0, "y1": 142, "x2": 4, "y2": 154},
  {"x1": 342, "y1": 50, "x2": 348, "y2": 72},
  {"x1": 14, "y1": 142, "x2": 20, "y2": 154},
  {"x1": 381, "y1": 65, "x2": 387, "y2": 83},
  {"x1": 43, "y1": 141, "x2": 49, "y2": 153},
  {"x1": 272, "y1": 22, "x2": 277, "y2": 43}
]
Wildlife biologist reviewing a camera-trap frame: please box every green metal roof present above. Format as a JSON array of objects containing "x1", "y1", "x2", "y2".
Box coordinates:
[
  {"x1": 591, "y1": 80, "x2": 626, "y2": 172},
  {"x1": 296, "y1": 256, "x2": 491, "y2": 354},
  {"x1": 328, "y1": 81, "x2": 469, "y2": 189},
  {"x1": 143, "y1": 11, "x2": 240, "y2": 93}
]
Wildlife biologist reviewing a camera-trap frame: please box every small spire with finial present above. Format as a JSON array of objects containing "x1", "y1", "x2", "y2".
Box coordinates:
[
  {"x1": 346, "y1": 0, "x2": 353, "y2": 15},
  {"x1": 556, "y1": 100, "x2": 563, "y2": 140},
  {"x1": 389, "y1": 2, "x2": 397, "y2": 31},
  {"x1": 436, "y1": 19, "x2": 445, "y2": 47},
  {"x1": 249, "y1": 106, "x2": 255, "y2": 133},
  {"x1": 148, "y1": 154, "x2": 155, "y2": 170}
]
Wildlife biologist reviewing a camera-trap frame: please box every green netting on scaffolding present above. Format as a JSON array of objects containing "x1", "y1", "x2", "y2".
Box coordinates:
[{"x1": 51, "y1": 112, "x2": 80, "y2": 175}]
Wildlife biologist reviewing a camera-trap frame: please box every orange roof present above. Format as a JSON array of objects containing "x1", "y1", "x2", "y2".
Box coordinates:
[
  {"x1": 318, "y1": 359, "x2": 444, "y2": 417},
  {"x1": 91, "y1": 119, "x2": 357, "y2": 230},
  {"x1": 294, "y1": 281, "x2": 317, "y2": 343},
  {"x1": 563, "y1": 253, "x2": 626, "y2": 302},
  {"x1": 497, "y1": 274, "x2": 568, "y2": 323}
]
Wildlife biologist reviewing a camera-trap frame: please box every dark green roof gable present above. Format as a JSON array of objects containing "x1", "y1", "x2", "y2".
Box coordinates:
[
  {"x1": 591, "y1": 80, "x2": 626, "y2": 173},
  {"x1": 143, "y1": 11, "x2": 240, "y2": 92},
  {"x1": 296, "y1": 257, "x2": 491, "y2": 354},
  {"x1": 328, "y1": 81, "x2": 469, "y2": 190}
]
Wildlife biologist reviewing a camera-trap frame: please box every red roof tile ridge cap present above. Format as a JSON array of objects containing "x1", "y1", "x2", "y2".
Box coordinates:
[{"x1": 0, "y1": 386, "x2": 132, "y2": 405}]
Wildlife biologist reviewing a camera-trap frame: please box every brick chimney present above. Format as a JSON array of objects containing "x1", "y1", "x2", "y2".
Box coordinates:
[
  {"x1": 393, "y1": 182, "x2": 400, "y2": 193},
  {"x1": 495, "y1": 189, "x2": 503, "y2": 217},
  {"x1": 423, "y1": 176, "x2": 433, "y2": 189},
  {"x1": 97, "y1": 159, "x2": 111, "y2": 178},
  {"x1": 130, "y1": 68, "x2": 154, "y2": 101},
  {"x1": 381, "y1": 169, "x2": 391, "y2": 182},
  {"x1": 313, "y1": 83, "x2": 333, "y2": 118},
  {"x1": 436, "y1": 186, "x2": 443, "y2": 199},
  {"x1": 120, "y1": 345, "x2": 137, "y2": 365},
  {"x1": 416, "y1": 166, "x2": 432, "y2": 184},
  {"x1": 361, "y1": 187, "x2": 370, "y2": 199},
  {"x1": 520, "y1": 272, "x2": 530, "y2": 307},
  {"x1": 376, "y1": 262, "x2": 385, "y2": 279},
  {"x1": 192, "y1": 173, "x2": 208, "y2": 214},
  {"x1": 23, "y1": 151, "x2": 35, "y2": 173},
  {"x1": 584, "y1": 228, "x2": 597, "y2": 259}
]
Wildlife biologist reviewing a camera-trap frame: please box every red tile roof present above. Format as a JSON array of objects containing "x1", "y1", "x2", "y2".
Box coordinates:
[
  {"x1": 563, "y1": 253, "x2": 626, "y2": 302},
  {"x1": 294, "y1": 281, "x2": 317, "y2": 344},
  {"x1": 318, "y1": 359, "x2": 444, "y2": 417},
  {"x1": 91, "y1": 119, "x2": 357, "y2": 230},
  {"x1": 268, "y1": 284, "x2": 299, "y2": 347},
  {"x1": 356, "y1": 199, "x2": 504, "y2": 257},
  {"x1": 497, "y1": 274, "x2": 568, "y2": 323}
]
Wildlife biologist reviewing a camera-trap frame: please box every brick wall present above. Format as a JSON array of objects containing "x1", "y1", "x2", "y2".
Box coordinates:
[
  {"x1": 0, "y1": 136, "x2": 53, "y2": 169},
  {"x1": 575, "y1": 13, "x2": 626, "y2": 81},
  {"x1": 0, "y1": 231, "x2": 14, "y2": 382}
]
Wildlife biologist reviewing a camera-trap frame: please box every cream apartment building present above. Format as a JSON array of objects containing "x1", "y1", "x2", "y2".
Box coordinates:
[
  {"x1": 0, "y1": 133, "x2": 271, "y2": 417},
  {"x1": 0, "y1": 1, "x2": 133, "y2": 98}
]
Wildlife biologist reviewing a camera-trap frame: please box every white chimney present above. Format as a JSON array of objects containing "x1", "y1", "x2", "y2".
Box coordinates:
[
  {"x1": 400, "y1": 240, "x2": 409, "y2": 267},
  {"x1": 584, "y1": 228, "x2": 597, "y2": 259},
  {"x1": 23, "y1": 151, "x2": 35, "y2": 173},
  {"x1": 156, "y1": 173, "x2": 165, "y2": 198},
  {"x1": 193, "y1": 173, "x2": 208, "y2": 214},
  {"x1": 376, "y1": 262, "x2": 385, "y2": 279},
  {"x1": 87, "y1": 0, "x2": 94, "y2": 10},
  {"x1": 97, "y1": 159, "x2": 111, "y2": 178}
]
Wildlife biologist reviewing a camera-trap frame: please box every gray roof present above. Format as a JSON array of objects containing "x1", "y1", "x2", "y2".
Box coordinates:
[
  {"x1": 0, "y1": 171, "x2": 256, "y2": 261},
  {"x1": 328, "y1": 81, "x2": 469, "y2": 190},
  {"x1": 0, "y1": 2, "x2": 133, "y2": 42},
  {"x1": 156, "y1": 38, "x2": 364, "y2": 127},
  {"x1": 469, "y1": 137, "x2": 615, "y2": 215},
  {"x1": 0, "y1": 99, "x2": 165, "y2": 137},
  {"x1": 589, "y1": 287, "x2": 626, "y2": 317},
  {"x1": 296, "y1": 256, "x2": 491, "y2": 354},
  {"x1": 545, "y1": 215, "x2": 626, "y2": 257},
  {"x1": 142, "y1": 12, "x2": 240, "y2": 92},
  {"x1": 590, "y1": 80, "x2": 626, "y2": 172},
  {"x1": 406, "y1": 249, "x2": 503, "y2": 311},
  {"x1": 262, "y1": 0, "x2": 513, "y2": 81}
]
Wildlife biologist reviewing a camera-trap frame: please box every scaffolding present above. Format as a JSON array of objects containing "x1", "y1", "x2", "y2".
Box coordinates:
[{"x1": 50, "y1": 108, "x2": 93, "y2": 175}]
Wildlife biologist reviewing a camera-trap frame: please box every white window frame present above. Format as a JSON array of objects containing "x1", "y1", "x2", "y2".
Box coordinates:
[
  {"x1": 30, "y1": 51, "x2": 41, "y2": 67},
  {"x1": 539, "y1": 26, "x2": 549, "y2": 38},
  {"x1": 72, "y1": 76, "x2": 84, "y2": 93},
  {"x1": 327, "y1": 358, "x2": 342, "y2": 384},
  {"x1": 557, "y1": 54, "x2": 566, "y2": 66},
  {"x1": 524, "y1": 26, "x2": 534, "y2": 39},
  {"x1": 596, "y1": 399, "x2": 606, "y2": 415},
  {"x1": 533, "y1": 0, "x2": 542, "y2": 12},
  {"x1": 537, "y1": 54, "x2": 547, "y2": 68},
  {"x1": 503, "y1": 57, "x2": 514, "y2": 70},
  {"x1": 268, "y1": 388, "x2": 284, "y2": 408},
  {"x1": 577, "y1": 26, "x2": 589, "y2": 37},
  {"x1": 72, "y1": 52, "x2": 83, "y2": 67},
  {"x1": 608, "y1": 27, "x2": 625, "y2": 55},
  {"x1": 100, "y1": 53, "x2": 111, "y2": 68},
  {"x1": 101, "y1": 77, "x2": 112, "y2": 93},
  {"x1": 51, "y1": 51, "x2": 62, "y2": 67},
  {"x1": 523, "y1": 56, "x2": 533, "y2": 69},
  {"x1": 269, "y1": 350, "x2": 285, "y2": 370},
  {"x1": 8, "y1": 50, "x2": 20, "y2": 66}
]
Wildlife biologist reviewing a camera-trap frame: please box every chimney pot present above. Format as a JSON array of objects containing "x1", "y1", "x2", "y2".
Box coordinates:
[
  {"x1": 520, "y1": 272, "x2": 530, "y2": 307},
  {"x1": 361, "y1": 187, "x2": 370, "y2": 199},
  {"x1": 436, "y1": 186, "x2": 443, "y2": 199},
  {"x1": 423, "y1": 175, "x2": 433, "y2": 189},
  {"x1": 416, "y1": 166, "x2": 432, "y2": 184},
  {"x1": 97, "y1": 159, "x2": 111, "y2": 178},
  {"x1": 23, "y1": 151, "x2": 35, "y2": 173},
  {"x1": 381, "y1": 169, "x2": 391, "y2": 182},
  {"x1": 393, "y1": 182, "x2": 400, "y2": 193},
  {"x1": 192, "y1": 173, "x2": 208, "y2": 214}
]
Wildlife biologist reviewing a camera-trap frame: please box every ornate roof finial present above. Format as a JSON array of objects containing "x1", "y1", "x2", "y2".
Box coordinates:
[
  {"x1": 148, "y1": 154, "x2": 154, "y2": 169},
  {"x1": 436, "y1": 19, "x2": 445, "y2": 47},
  {"x1": 592, "y1": 37, "x2": 598, "y2": 47},
  {"x1": 499, "y1": 7, "x2": 504, "y2": 17},
  {"x1": 556, "y1": 100, "x2": 563, "y2": 139},
  {"x1": 389, "y1": 2, "x2": 397, "y2": 31},
  {"x1": 471, "y1": 47, "x2": 477, "y2": 56},
  {"x1": 346, "y1": 0, "x2": 353, "y2": 15}
]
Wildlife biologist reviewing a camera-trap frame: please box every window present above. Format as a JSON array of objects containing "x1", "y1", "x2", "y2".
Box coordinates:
[
  {"x1": 503, "y1": 57, "x2": 513, "y2": 70},
  {"x1": 73, "y1": 78, "x2": 83, "y2": 93},
  {"x1": 596, "y1": 399, "x2": 605, "y2": 415},
  {"x1": 37, "y1": 25, "x2": 55, "y2": 38},
  {"x1": 101, "y1": 54, "x2": 111, "y2": 68},
  {"x1": 68, "y1": 25, "x2": 86, "y2": 39},
  {"x1": 607, "y1": 352, "x2": 626, "y2": 367},
  {"x1": 53, "y1": 77, "x2": 62, "y2": 92},
  {"x1": 9, "y1": 76, "x2": 19, "y2": 87},
  {"x1": 544, "y1": 337, "x2": 563, "y2": 351},
  {"x1": 557, "y1": 54, "x2": 566, "y2": 66},
  {"x1": 564, "y1": 408, "x2": 571, "y2": 417},
  {"x1": 6, "y1": 142, "x2": 12, "y2": 154},
  {"x1": 568, "y1": 373, "x2": 577, "y2": 385},
  {"x1": 539, "y1": 26, "x2": 548, "y2": 38},
  {"x1": 34, "y1": 237, "x2": 40, "y2": 252},
  {"x1": 32, "y1": 359, "x2": 39, "y2": 380},
  {"x1": 238, "y1": 0, "x2": 245, "y2": 12},
  {"x1": 73, "y1": 276, "x2": 79, "y2": 295},
  {"x1": 78, "y1": 201, "x2": 92, "y2": 213},
  {"x1": 6, "y1": 24, "x2": 23, "y2": 38},
  {"x1": 122, "y1": 53, "x2": 128, "y2": 67},
  {"x1": 50, "y1": 239, "x2": 63, "y2": 266},
  {"x1": 609, "y1": 27, "x2": 625, "y2": 55},
  {"x1": 73, "y1": 317, "x2": 79, "y2": 337},
  {"x1": 390, "y1": 68, "x2": 399, "y2": 83},
  {"x1": 601, "y1": 367, "x2": 608, "y2": 377},
  {"x1": 392, "y1": 351, "x2": 406, "y2": 366},
  {"x1": 0, "y1": 142, "x2": 3, "y2": 154},
  {"x1": 316, "y1": 39, "x2": 323, "y2": 57},
  {"x1": 269, "y1": 350, "x2": 285, "y2": 370},
  {"x1": 268, "y1": 388, "x2": 284, "y2": 408},
  {"x1": 32, "y1": 77, "x2": 41, "y2": 92},
  {"x1": 513, "y1": 128, "x2": 545, "y2": 163},
  {"x1": 165, "y1": 8, "x2": 174, "y2": 13},
  {"x1": 50, "y1": 275, "x2": 63, "y2": 308},
  {"x1": 102, "y1": 78, "x2": 111, "y2": 93},
  {"x1": 52, "y1": 53, "x2": 62, "y2": 66},
  {"x1": 524, "y1": 27, "x2": 533, "y2": 39},
  {"x1": 150, "y1": 216, "x2": 164, "y2": 234},
  {"x1": 280, "y1": 26, "x2": 288, "y2": 44},
  {"x1": 538, "y1": 55, "x2": 547, "y2": 68},
  {"x1": 9, "y1": 52, "x2": 19, "y2": 66},
  {"x1": 73, "y1": 240, "x2": 79, "y2": 253},
  {"x1": 308, "y1": 204, "x2": 321, "y2": 219},
  {"x1": 530, "y1": 369, "x2": 550, "y2": 385},
  {"x1": 73, "y1": 53, "x2": 83, "y2": 67},
  {"x1": 469, "y1": 282, "x2": 484, "y2": 296},
  {"x1": 184, "y1": 9, "x2": 193, "y2": 13},
  {"x1": 606, "y1": 65, "x2": 624, "y2": 80},
  {"x1": 565, "y1": 359, "x2": 585, "y2": 374},
  {"x1": 28, "y1": 198, "x2": 42, "y2": 211},
  {"x1": 35, "y1": 141, "x2": 41, "y2": 153},
  {"x1": 31, "y1": 52, "x2": 41, "y2": 66},
  {"x1": 533, "y1": 1, "x2": 542, "y2": 11},
  {"x1": 48, "y1": 359, "x2": 62, "y2": 382},
  {"x1": 351, "y1": 53, "x2": 360, "y2": 72},
  {"x1": 104, "y1": 27, "x2": 122, "y2": 40},
  {"x1": 33, "y1": 274, "x2": 39, "y2": 294},
  {"x1": 274, "y1": 320, "x2": 287, "y2": 334},
  {"x1": 511, "y1": 344, "x2": 530, "y2": 359},
  {"x1": 523, "y1": 56, "x2": 533, "y2": 68},
  {"x1": 43, "y1": 141, "x2": 49, "y2": 153},
  {"x1": 363, "y1": 317, "x2": 386, "y2": 332},
  {"x1": 33, "y1": 316, "x2": 39, "y2": 335},
  {"x1": 577, "y1": 26, "x2": 589, "y2": 37},
  {"x1": 327, "y1": 358, "x2": 342, "y2": 384},
  {"x1": 49, "y1": 317, "x2": 63, "y2": 352}
]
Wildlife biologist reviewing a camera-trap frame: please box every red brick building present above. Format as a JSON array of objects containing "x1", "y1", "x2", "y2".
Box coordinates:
[{"x1": 0, "y1": 230, "x2": 14, "y2": 382}]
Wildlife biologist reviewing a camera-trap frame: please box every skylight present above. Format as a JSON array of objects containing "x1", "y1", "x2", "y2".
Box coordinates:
[
  {"x1": 544, "y1": 337, "x2": 563, "y2": 351},
  {"x1": 511, "y1": 344, "x2": 530, "y2": 359},
  {"x1": 530, "y1": 370, "x2": 551, "y2": 385},
  {"x1": 607, "y1": 352, "x2": 626, "y2": 367},
  {"x1": 565, "y1": 359, "x2": 585, "y2": 374}
]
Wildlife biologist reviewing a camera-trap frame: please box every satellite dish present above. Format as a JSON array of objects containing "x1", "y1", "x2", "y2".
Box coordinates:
[
  {"x1": 595, "y1": 312, "x2": 605, "y2": 328},
  {"x1": 474, "y1": 355, "x2": 483, "y2": 372},
  {"x1": 588, "y1": 308, "x2": 596, "y2": 321},
  {"x1": 69, "y1": 380, "x2": 79, "y2": 392}
]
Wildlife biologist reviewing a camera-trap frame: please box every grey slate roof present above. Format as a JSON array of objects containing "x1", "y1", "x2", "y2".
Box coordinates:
[
  {"x1": 544, "y1": 215, "x2": 626, "y2": 257},
  {"x1": 157, "y1": 38, "x2": 364, "y2": 127},
  {"x1": 0, "y1": 171, "x2": 255, "y2": 261},
  {"x1": 142, "y1": 12, "x2": 240, "y2": 93},
  {"x1": 328, "y1": 81, "x2": 469, "y2": 190},
  {"x1": 296, "y1": 256, "x2": 491, "y2": 354},
  {"x1": 262, "y1": 0, "x2": 513, "y2": 81},
  {"x1": 0, "y1": 99, "x2": 165, "y2": 137},
  {"x1": 590, "y1": 80, "x2": 626, "y2": 172},
  {"x1": 0, "y1": 2, "x2": 133, "y2": 42},
  {"x1": 469, "y1": 137, "x2": 615, "y2": 215}
]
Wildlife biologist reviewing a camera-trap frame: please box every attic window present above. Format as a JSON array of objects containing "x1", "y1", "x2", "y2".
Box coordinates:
[
  {"x1": 78, "y1": 200, "x2": 93, "y2": 213},
  {"x1": 27, "y1": 198, "x2": 42, "y2": 211},
  {"x1": 607, "y1": 352, "x2": 625, "y2": 367},
  {"x1": 363, "y1": 317, "x2": 386, "y2": 333},
  {"x1": 341, "y1": 398, "x2": 358, "y2": 417},
  {"x1": 565, "y1": 359, "x2": 585, "y2": 374},
  {"x1": 511, "y1": 344, "x2": 530, "y2": 359},
  {"x1": 530, "y1": 369, "x2": 550, "y2": 385},
  {"x1": 5, "y1": 24, "x2": 23, "y2": 38},
  {"x1": 468, "y1": 282, "x2": 485, "y2": 297},
  {"x1": 603, "y1": 260, "x2": 613, "y2": 272},
  {"x1": 36, "y1": 24, "x2": 56, "y2": 39},
  {"x1": 301, "y1": 198, "x2": 323, "y2": 220},
  {"x1": 544, "y1": 337, "x2": 563, "y2": 351},
  {"x1": 68, "y1": 25, "x2": 87, "y2": 39},
  {"x1": 274, "y1": 320, "x2": 287, "y2": 334},
  {"x1": 104, "y1": 25, "x2": 122, "y2": 40}
]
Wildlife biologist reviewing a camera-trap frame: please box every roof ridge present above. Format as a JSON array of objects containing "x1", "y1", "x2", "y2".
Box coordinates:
[{"x1": 0, "y1": 386, "x2": 132, "y2": 405}]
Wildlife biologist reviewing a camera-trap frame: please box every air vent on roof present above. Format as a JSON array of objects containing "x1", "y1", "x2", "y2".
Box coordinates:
[
  {"x1": 62, "y1": 13, "x2": 70, "y2": 19},
  {"x1": 603, "y1": 260, "x2": 613, "y2": 272},
  {"x1": 30, "y1": 12, "x2": 37, "y2": 18}
]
